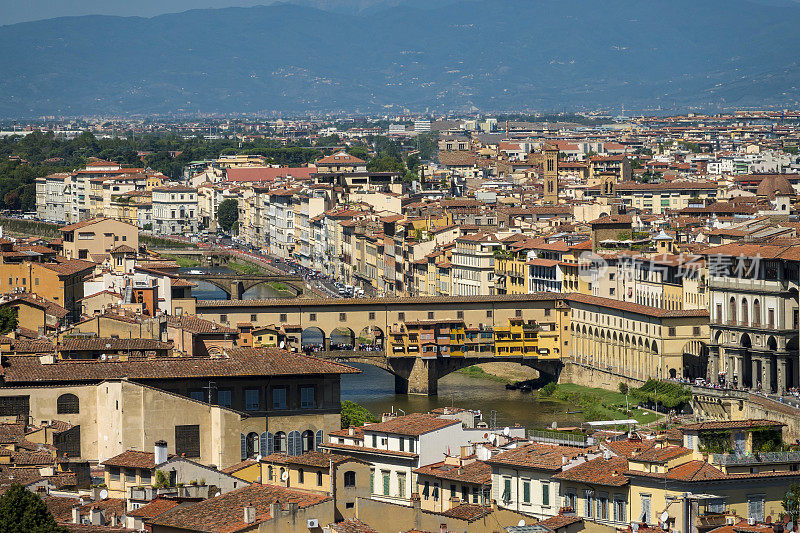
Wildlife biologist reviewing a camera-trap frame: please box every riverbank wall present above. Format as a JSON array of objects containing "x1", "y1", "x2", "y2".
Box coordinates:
[{"x1": 558, "y1": 360, "x2": 646, "y2": 392}]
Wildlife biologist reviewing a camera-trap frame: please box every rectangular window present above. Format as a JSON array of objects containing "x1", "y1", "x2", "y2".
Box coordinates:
[
  {"x1": 614, "y1": 498, "x2": 625, "y2": 522},
  {"x1": 217, "y1": 389, "x2": 232, "y2": 408},
  {"x1": 668, "y1": 327, "x2": 676, "y2": 336},
  {"x1": 502, "y1": 478, "x2": 512, "y2": 503},
  {"x1": 542, "y1": 483, "x2": 550, "y2": 506},
  {"x1": 522, "y1": 481, "x2": 531, "y2": 504},
  {"x1": 309, "y1": 313, "x2": 317, "y2": 321},
  {"x1": 397, "y1": 473, "x2": 406, "y2": 498},
  {"x1": 141, "y1": 470, "x2": 151, "y2": 484},
  {"x1": 486, "y1": 310, "x2": 493, "y2": 318},
  {"x1": 641, "y1": 494, "x2": 652, "y2": 523},
  {"x1": 598, "y1": 495, "x2": 608, "y2": 520},
  {"x1": 584, "y1": 491, "x2": 594, "y2": 518},
  {"x1": 428, "y1": 311, "x2": 434, "y2": 319},
  {"x1": 707, "y1": 498, "x2": 725, "y2": 514},
  {"x1": 220, "y1": 314, "x2": 228, "y2": 323},
  {"x1": 109, "y1": 467, "x2": 120, "y2": 481},
  {"x1": 250, "y1": 314, "x2": 257, "y2": 322},
  {"x1": 372, "y1": 434, "x2": 378, "y2": 448},
  {"x1": 271, "y1": 387, "x2": 287, "y2": 410},
  {"x1": 280, "y1": 313, "x2": 287, "y2": 322},
  {"x1": 369, "y1": 312, "x2": 376, "y2": 320},
  {"x1": 693, "y1": 326, "x2": 701, "y2": 336},
  {"x1": 340, "y1": 313, "x2": 346, "y2": 321},
  {"x1": 175, "y1": 425, "x2": 200, "y2": 458},
  {"x1": 382, "y1": 471, "x2": 390, "y2": 496},
  {"x1": 300, "y1": 386, "x2": 315, "y2": 409},
  {"x1": 125, "y1": 468, "x2": 136, "y2": 483},
  {"x1": 245, "y1": 389, "x2": 260, "y2": 410},
  {"x1": 398, "y1": 312, "x2": 405, "y2": 320},
  {"x1": 515, "y1": 309, "x2": 522, "y2": 317},
  {"x1": 748, "y1": 496, "x2": 764, "y2": 522},
  {"x1": 399, "y1": 438, "x2": 404, "y2": 452},
  {"x1": 189, "y1": 390, "x2": 204, "y2": 402},
  {"x1": 317, "y1": 471, "x2": 323, "y2": 486}
]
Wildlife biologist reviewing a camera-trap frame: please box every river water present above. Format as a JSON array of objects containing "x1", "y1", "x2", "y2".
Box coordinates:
[
  {"x1": 181, "y1": 266, "x2": 286, "y2": 300},
  {"x1": 341, "y1": 364, "x2": 586, "y2": 431},
  {"x1": 185, "y1": 267, "x2": 584, "y2": 431}
]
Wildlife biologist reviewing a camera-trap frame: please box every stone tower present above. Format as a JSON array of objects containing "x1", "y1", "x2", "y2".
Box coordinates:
[
  {"x1": 600, "y1": 171, "x2": 617, "y2": 198},
  {"x1": 542, "y1": 144, "x2": 559, "y2": 204}
]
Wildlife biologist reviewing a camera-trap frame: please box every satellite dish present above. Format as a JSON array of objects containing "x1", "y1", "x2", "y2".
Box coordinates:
[
  {"x1": 256, "y1": 454, "x2": 262, "y2": 461},
  {"x1": 281, "y1": 471, "x2": 289, "y2": 481},
  {"x1": 632, "y1": 523, "x2": 640, "y2": 533},
  {"x1": 503, "y1": 427, "x2": 510, "y2": 436},
  {"x1": 518, "y1": 520, "x2": 526, "y2": 527},
  {"x1": 100, "y1": 354, "x2": 107, "y2": 361},
  {"x1": 214, "y1": 491, "x2": 221, "y2": 497},
  {"x1": 99, "y1": 489, "x2": 108, "y2": 500},
  {"x1": 279, "y1": 340, "x2": 285, "y2": 349},
  {"x1": 661, "y1": 511, "x2": 669, "y2": 523}
]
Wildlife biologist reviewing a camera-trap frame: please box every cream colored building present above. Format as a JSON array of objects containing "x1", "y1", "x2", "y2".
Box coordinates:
[{"x1": 59, "y1": 217, "x2": 139, "y2": 261}]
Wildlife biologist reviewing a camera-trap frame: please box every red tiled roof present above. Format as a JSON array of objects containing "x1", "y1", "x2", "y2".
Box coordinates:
[
  {"x1": 166, "y1": 314, "x2": 238, "y2": 335},
  {"x1": 0, "y1": 348, "x2": 359, "y2": 384},
  {"x1": 361, "y1": 413, "x2": 460, "y2": 437},
  {"x1": 486, "y1": 443, "x2": 586, "y2": 471},
  {"x1": 102, "y1": 450, "x2": 164, "y2": 469},
  {"x1": 440, "y1": 504, "x2": 493, "y2": 522},
  {"x1": 413, "y1": 460, "x2": 490, "y2": 484},
  {"x1": 226, "y1": 167, "x2": 316, "y2": 182},
  {"x1": 148, "y1": 483, "x2": 330, "y2": 533},
  {"x1": 553, "y1": 456, "x2": 629, "y2": 486}
]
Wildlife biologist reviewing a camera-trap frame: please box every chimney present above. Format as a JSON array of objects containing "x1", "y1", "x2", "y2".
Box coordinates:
[
  {"x1": 90, "y1": 507, "x2": 102, "y2": 526},
  {"x1": 270, "y1": 502, "x2": 281, "y2": 518},
  {"x1": 243, "y1": 504, "x2": 256, "y2": 524},
  {"x1": 411, "y1": 492, "x2": 421, "y2": 511},
  {"x1": 154, "y1": 440, "x2": 168, "y2": 465},
  {"x1": 72, "y1": 506, "x2": 80, "y2": 524},
  {"x1": 348, "y1": 426, "x2": 355, "y2": 436}
]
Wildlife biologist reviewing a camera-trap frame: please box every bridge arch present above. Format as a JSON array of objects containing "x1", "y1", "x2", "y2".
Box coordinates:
[
  {"x1": 357, "y1": 326, "x2": 384, "y2": 351},
  {"x1": 330, "y1": 327, "x2": 355, "y2": 351},
  {"x1": 301, "y1": 327, "x2": 326, "y2": 351}
]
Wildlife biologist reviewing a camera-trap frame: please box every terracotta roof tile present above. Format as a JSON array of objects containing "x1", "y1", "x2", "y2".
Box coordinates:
[
  {"x1": 553, "y1": 456, "x2": 629, "y2": 486},
  {"x1": 413, "y1": 460, "x2": 490, "y2": 484},
  {"x1": 440, "y1": 503, "x2": 493, "y2": 522},
  {"x1": 486, "y1": 443, "x2": 586, "y2": 471},
  {"x1": 362, "y1": 413, "x2": 460, "y2": 437},
  {"x1": 148, "y1": 483, "x2": 330, "y2": 533},
  {"x1": 1, "y1": 348, "x2": 359, "y2": 384},
  {"x1": 126, "y1": 496, "x2": 181, "y2": 519}
]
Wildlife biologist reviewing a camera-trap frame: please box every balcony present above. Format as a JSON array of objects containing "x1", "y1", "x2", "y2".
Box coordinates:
[
  {"x1": 711, "y1": 451, "x2": 800, "y2": 465},
  {"x1": 709, "y1": 276, "x2": 794, "y2": 294}
]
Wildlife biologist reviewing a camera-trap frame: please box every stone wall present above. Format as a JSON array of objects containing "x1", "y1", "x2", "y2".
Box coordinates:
[{"x1": 558, "y1": 360, "x2": 645, "y2": 392}]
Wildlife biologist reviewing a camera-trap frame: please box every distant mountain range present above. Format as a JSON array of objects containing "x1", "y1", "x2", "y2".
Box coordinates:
[{"x1": 1, "y1": 0, "x2": 800, "y2": 117}]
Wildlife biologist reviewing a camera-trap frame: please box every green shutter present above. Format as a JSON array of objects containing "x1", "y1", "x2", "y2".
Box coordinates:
[
  {"x1": 370, "y1": 470, "x2": 374, "y2": 494},
  {"x1": 523, "y1": 481, "x2": 530, "y2": 503},
  {"x1": 502, "y1": 479, "x2": 511, "y2": 503},
  {"x1": 542, "y1": 483, "x2": 550, "y2": 506},
  {"x1": 383, "y1": 472, "x2": 390, "y2": 496}
]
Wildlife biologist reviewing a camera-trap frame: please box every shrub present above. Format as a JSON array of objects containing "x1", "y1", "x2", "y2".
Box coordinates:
[{"x1": 539, "y1": 382, "x2": 558, "y2": 398}]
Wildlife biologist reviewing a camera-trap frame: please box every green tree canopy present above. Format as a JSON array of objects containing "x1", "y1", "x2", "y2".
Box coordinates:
[
  {"x1": 340, "y1": 400, "x2": 378, "y2": 429},
  {"x1": 0, "y1": 483, "x2": 68, "y2": 533},
  {"x1": 0, "y1": 307, "x2": 18, "y2": 335},
  {"x1": 217, "y1": 199, "x2": 239, "y2": 233}
]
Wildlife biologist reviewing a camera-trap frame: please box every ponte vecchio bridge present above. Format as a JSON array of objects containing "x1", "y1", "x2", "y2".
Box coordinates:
[{"x1": 195, "y1": 294, "x2": 570, "y2": 395}]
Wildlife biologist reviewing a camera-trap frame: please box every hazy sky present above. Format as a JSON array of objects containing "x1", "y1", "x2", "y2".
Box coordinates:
[{"x1": 2, "y1": 0, "x2": 797, "y2": 25}]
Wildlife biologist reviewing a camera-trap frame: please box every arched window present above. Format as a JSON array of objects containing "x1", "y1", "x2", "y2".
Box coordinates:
[
  {"x1": 753, "y1": 299, "x2": 761, "y2": 326},
  {"x1": 741, "y1": 298, "x2": 748, "y2": 326},
  {"x1": 274, "y1": 432, "x2": 287, "y2": 454},
  {"x1": 246, "y1": 432, "x2": 259, "y2": 458},
  {"x1": 344, "y1": 471, "x2": 356, "y2": 487},
  {"x1": 57, "y1": 394, "x2": 79, "y2": 414},
  {"x1": 302, "y1": 430, "x2": 315, "y2": 453},
  {"x1": 729, "y1": 297, "x2": 736, "y2": 324}
]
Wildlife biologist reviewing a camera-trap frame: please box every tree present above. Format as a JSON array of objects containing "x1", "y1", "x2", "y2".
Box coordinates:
[
  {"x1": 783, "y1": 483, "x2": 800, "y2": 523},
  {"x1": 340, "y1": 400, "x2": 378, "y2": 429},
  {"x1": 217, "y1": 199, "x2": 239, "y2": 233},
  {"x1": 0, "y1": 307, "x2": 18, "y2": 335},
  {"x1": 0, "y1": 483, "x2": 68, "y2": 532}
]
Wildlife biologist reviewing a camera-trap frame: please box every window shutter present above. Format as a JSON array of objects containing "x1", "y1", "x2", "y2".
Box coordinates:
[
  {"x1": 315, "y1": 430, "x2": 323, "y2": 448},
  {"x1": 240, "y1": 433, "x2": 246, "y2": 461},
  {"x1": 266, "y1": 432, "x2": 274, "y2": 455},
  {"x1": 260, "y1": 432, "x2": 268, "y2": 457},
  {"x1": 288, "y1": 431, "x2": 301, "y2": 456}
]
